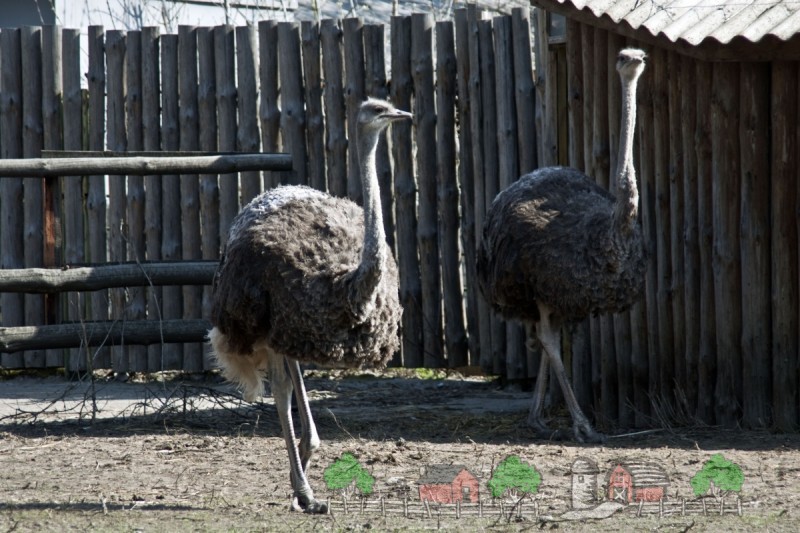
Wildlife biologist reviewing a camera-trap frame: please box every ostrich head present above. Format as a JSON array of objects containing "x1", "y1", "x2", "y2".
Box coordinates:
[
  {"x1": 616, "y1": 48, "x2": 646, "y2": 82},
  {"x1": 357, "y1": 97, "x2": 412, "y2": 135}
]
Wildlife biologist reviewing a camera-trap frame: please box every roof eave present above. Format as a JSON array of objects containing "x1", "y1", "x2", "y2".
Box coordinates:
[{"x1": 529, "y1": 0, "x2": 800, "y2": 62}]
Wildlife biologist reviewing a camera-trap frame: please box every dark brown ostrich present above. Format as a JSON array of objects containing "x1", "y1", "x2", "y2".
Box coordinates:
[
  {"x1": 477, "y1": 48, "x2": 648, "y2": 443},
  {"x1": 209, "y1": 98, "x2": 410, "y2": 513}
]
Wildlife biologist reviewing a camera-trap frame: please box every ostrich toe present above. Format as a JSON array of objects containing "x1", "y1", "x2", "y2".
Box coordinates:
[
  {"x1": 291, "y1": 495, "x2": 328, "y2": 514},
  {"x1": 572, "y1": 418, "x2": 606, "y2": 444}
]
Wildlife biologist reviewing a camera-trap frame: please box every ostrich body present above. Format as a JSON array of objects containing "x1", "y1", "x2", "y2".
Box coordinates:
[
  {"x1": 209, "y1": 98, "x2": 410, "y2": 513},
  {"x1": 477, "y1": 49, "x2": 647, "y2": 443}
]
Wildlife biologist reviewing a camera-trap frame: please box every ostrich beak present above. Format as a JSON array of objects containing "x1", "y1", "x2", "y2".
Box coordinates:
[{"x1": 386, "y1": 109, "x2": 412, "y2": 121}]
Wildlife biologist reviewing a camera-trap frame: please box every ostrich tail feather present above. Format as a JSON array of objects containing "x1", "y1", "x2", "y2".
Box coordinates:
[{"x1": 208, "y1": 327, "x2": 268, "y2": 402}]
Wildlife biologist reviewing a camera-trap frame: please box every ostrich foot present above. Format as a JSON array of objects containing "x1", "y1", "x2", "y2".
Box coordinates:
[
  {"x1": 526, "y1": 413, "x2": 570, "y2": 441},
  {"x1": 291, "y1": 495, "x2": 328, "y2": 514},
  {"x1": 572, "y1": 418, "x2": 606, "y2": 444}
]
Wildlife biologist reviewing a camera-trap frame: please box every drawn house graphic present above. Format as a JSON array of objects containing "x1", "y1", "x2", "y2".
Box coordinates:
[
  {"x1": 606, "y1": 461, "x2": 670, "y2": 503},
  {"x1": 571, "y1": 457, "x2": 600, "y2": 509},
  {"x1": 417, "y1": 464, "x2": 480, "y2": 504}
]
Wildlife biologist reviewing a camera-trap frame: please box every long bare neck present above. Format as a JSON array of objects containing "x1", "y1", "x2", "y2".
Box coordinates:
[
  {"x1": 613, "y1": 74, "x2": 640, "y2": 235},
  {"x1": 348, "y1": 125, "x2": 386, "y2": 312}
]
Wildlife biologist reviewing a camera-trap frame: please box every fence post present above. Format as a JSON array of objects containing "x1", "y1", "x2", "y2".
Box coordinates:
[
  {"x1": 702, "y1": 497, "x2": 707, "y2": 515},
  {"x1": 343, "y1": 495, "x2": 348, "y2": 515},
  {"x1": 737, "y1": 496, "x2": 742, "y2": 516},
  {"x1": 404, "y1": 496, "x2": 408, "y2": 518},
  {"x1": 637, "y1": 499, "x2": 643, "y2": 517}
]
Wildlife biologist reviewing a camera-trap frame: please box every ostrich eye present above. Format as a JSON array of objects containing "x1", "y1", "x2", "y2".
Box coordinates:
[{"x1": 373, "y1": 106, "x2": 385, "y2": 114}]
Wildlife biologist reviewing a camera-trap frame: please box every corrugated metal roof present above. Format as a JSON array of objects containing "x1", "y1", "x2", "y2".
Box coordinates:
[{"x1": 544, "y1": 0, "x2": 800, "y2": 46}]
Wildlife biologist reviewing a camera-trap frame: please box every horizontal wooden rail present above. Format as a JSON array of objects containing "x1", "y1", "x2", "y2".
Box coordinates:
[
  {"x1": 0, "y1": 152, "x2": 292, "y2": 176},
  {"x1": 0, "y1": 261, "x2": 218, "y2": 293},
  {"x1": 0, "y1": 319, "x2": 211, "y2": 353}
]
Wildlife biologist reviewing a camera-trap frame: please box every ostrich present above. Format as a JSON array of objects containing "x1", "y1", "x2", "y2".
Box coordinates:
[
  {"x1": 477, "y1": 48, "x2": 648, "y2": 443},
  {"x1": 209, "y1": 98, "x2": 410, "y2": 513}
]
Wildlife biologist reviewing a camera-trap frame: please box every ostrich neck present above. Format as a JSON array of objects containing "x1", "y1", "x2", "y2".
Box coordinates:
[
  {"x1": 349, "y1": 126, "x2": 386, "y2": 310},
  {"x1": 613, "y1": 75, "x2": 640, "y2": 235}
]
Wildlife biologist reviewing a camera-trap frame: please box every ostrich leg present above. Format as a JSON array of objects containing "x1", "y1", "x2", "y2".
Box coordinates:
[
  {"x1": 287, "y1": 359, "x2": 320, "y2": 474},
  {"x1": 535, "y1": 304, "x2": 604, "y2": 443},
  {"x1": 267, "y1": 351, "x2": 327, "y2": 514},
  {"x1": 526, "y1": 323, "x2": 552, "y2": 434}
]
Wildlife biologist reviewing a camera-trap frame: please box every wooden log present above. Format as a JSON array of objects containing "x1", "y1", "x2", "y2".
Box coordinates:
[
  {"x1": 161, "y1": 33, "x2": 183, "y2": 370},
  {"x1": 0, "y1": 28, "x2": 25, "y2": 370},
  {"x1": 237, "y1": 24, "x2": 262, "y2": 202},
  {"x1": 412, "y1": 13, "x2": 444, "y2": 369},
  {"x1": 124, "y1": 29, "x2": 148, "y2": 373},
  {"x1": 512, "y1": 7, "x2": 537, "y2": 175},
  {"x1": 179, "y1": 26, "x2": 203, "y2": 372},
  {"x1": 652, "y1": 47, "x2": 674, "y2": 412},
  {"x1": 302, "y1": 20, "x2": 326, "y2": 193},
  {"x1": 680, "y1": 54, "x2": 699, "y2": 420},
  {"x1": 343, "y1": 18, "x2": 366, "y2": 204},
  {"x1": 41, "y1": 25, "x2": 63, "y2": 368},
  {"x1": 390, "y1": 15, "x2": 422, "y2": 367},
  {"x1": 141, "y1": 26, "x2": 163, "y2": 372},
  {"x1": 214, "y1": 25, "x2": 238, "y2": 243},
  {"x1": 536, "y1": 11, "x2": 556, "y2": 168},
  {"x1": 454, "y1": 8, "x2": 479, "y2": 366},
  {"x1": 0, "y1": 320, "x2": 211, "y2": 354},
  {"x1": 106, "y1": 29, "x2": 128, "y2": 373},
  {"x1": 0, "y1": 262, "x2": 217, "y2": 292},
  {"x1": 695, "y1": 59, "x2": 716, "y2": 424},
  {"x1": 467, "y1": 5, "x2": 492, "y2": 371},
  {"x1": 278, "y1": 22, "x2": 307, "y2": 187},
  {"x1": 711, "y1": 61, "x2": 742, "y2": 426},
  {"x1": 667, "y1": 51, "x2": 686, "y2": 412},
  {"x1": 479, "y1": 18, "x2": 505, "y2": 376},
  {"x1": 61, "y1": 28, "x2": 86, "y2": 373},
  {"x1": 364, "y1": 24, "x2": 394, "y2": 252},
  {"x1": 493, "y1": 15, "x2": 525, "y2": 379},
  {"x1": 738, "y1": 62, "x2": 771, "y2": 429},
  {"x1": 20, "y1": 25, "x2": 46, "y2": 368},
  {"x1": 258, "y1": 20, "x2": 283, "y2": 190},
  {"x1": 771, "y1": 61, "x2": 799, "y2": 431},
  {"x1": 320, "y1": 19, "x2": 347, "y2": 198},
  {"x1": 87, "y1": 25, "x2": 110, "y2": 370},
  {"x1": 436, "y1": 20, "x2": 468, "y2": 368}
]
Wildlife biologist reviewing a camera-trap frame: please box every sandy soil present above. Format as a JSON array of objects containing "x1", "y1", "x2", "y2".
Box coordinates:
[{"x1": 1, "y1": 371, "x2": 799, "y2": 532}]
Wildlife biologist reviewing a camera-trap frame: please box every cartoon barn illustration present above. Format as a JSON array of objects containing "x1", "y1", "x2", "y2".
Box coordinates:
[
  {"x1": 417, "y1": 464, "x2": 480, "y2": 504},
  {"x1": 606, "y1": 461, "x2": 670, "y2": 503},
  {"x1": 571, "y1": 457, "x2": 600, "y2": 509}
]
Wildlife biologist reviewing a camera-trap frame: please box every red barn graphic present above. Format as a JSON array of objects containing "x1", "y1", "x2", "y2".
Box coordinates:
[
  {"x1": 417, "y1": 465, "x2": 480, "y2": 504},
  {"x1": 606, "y1": 462, "x2": 669, "y2": 503}
]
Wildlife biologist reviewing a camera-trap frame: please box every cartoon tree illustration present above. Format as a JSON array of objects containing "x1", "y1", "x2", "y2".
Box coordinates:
[
  {"x1": 690, "y1": 454, "x2": 744, "y2": 499},
  {"x1": 488, "y1": 455, "x2": 542, "y2": 500},
  {"x1": 323, "y1": 453, "x2": 375, "y2": 497}
]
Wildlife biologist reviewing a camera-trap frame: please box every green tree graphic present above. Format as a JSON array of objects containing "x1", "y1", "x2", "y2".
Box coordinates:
[
  {"x1": 690, "y1": 453, "x2": 744, "y2": 498},
  {"x1": 323, "y1": 453, "x2": 375, "y2": 496},
  {"x1": 488, "y1": 455, "x2": 542, "y2": 499}
]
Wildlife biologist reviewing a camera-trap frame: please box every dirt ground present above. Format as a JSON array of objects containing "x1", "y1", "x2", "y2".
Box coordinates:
[{"x1": 1, "y1": 369, "x2": 799, "y2": 532}]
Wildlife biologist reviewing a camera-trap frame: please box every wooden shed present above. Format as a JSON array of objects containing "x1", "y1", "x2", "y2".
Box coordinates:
[
  {"x1": 530, "y1": 0, "x2": 800, "y2": 430},
  {"x1": 606, "y1": 461, "x2": 670, "y2": 503},
  {"x1": 417, "y1": 464, "x2": 480, "y2": 504}
]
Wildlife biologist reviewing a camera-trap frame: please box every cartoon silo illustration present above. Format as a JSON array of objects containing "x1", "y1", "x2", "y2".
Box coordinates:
[{"x1": 571, "y1": 457, "x2": 600, "y2": 509}]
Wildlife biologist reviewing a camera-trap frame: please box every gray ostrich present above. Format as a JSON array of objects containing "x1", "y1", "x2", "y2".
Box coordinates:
[
  {"x1": 209, "y1": 98, "x2": 410, "y2": 513},
  {"x1": 477, "y1": 48, "x2": 648, "y2": 443}
]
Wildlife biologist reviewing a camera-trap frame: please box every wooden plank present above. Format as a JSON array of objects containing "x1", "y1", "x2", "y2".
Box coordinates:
[
  {"x1": 61, "y1": 28, "x2": 85, "y2": 373},
  {"x1": 125, "y1": 30, "x2": 148, "y2": 372},
  {"x1": 258, "y1": 20, "x2": 283, "y2": 190},
  {"x1": 512, "y1": 7, "x2": 537, "y2": 175},
  {"x1": 680, "y1": 54, "x2": 699, "y2": 421},
  {"x1": 106, "y1": 29, "x2": 128, "y2": 373},
  {"x1": 493, "y1": 15, "x2": 525, "y2": 380},
  {"x1": 320, "y1": 19, "x2": 347, "y2": 198},
  {"x1": 343, "y1": 18, "x2": 366, "y2": 204},
  {"x1": 0, "y1": 28, "x2": 25, "y2": 370},
  {"x1": 738, "y1": 61, "x2": 771, "y2": 429},
  {"x1": 770, "y1": 61, "x2": 799, "y2": 431},
  {"x1": 711, "y1": 61, "x2": 742, "y2": 426},
  {"x1": 364, "y1": 24, "x2": 394, "y2": 253},
  {"x1": 412, "y1": 13, "x2": 444, "y2": 369},
  {"x1": 41, "y1": 25, "x2": 63, "y2": 369},
  {"x1": 87, "y1": 25, "x2": 110, "y2": 370},
  {"x1": 390, "y1": 15, "x2": 422, "y2": 367},
  {"x1": 436, "y1": 20, "x2": 468, "y2": 369},
  {"x1": 141, "y1": 26, "x2": 163, "y2": 372},
  {"x1": 454, "y1": 8, "x2": 479, "y2": 366},
  {"x1": 302, "y1": 20, "x2": 326, "y2": 193},
  {"x1": 179, "y1": 26, "x2": 203, "y2": 372},
  {"x1": 236, "y1": 24, "x2": 262, "y2": 202},
  {"x1": 214, "y1": 25, "x2": 238, "y2": 244},
  {"x1": 160, "y1": 33, "x2": 183, "y2": 370},
  {"x1": 695, "y1": 59, "x2": 716, "y2": 424},
  {"x1": 278, "y1": 22, "x2": 307, "y2": 187}
]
